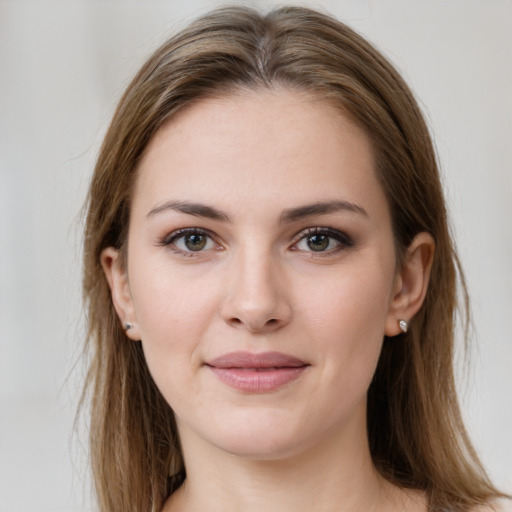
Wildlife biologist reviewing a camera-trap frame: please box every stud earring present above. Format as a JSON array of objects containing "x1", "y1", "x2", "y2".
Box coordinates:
[
  {"x1": 124, "y1": 322, "x2": 134, "y2": 331},
  {"x1": 398, "y1": 319, "x2": 408, "y2": 333}
]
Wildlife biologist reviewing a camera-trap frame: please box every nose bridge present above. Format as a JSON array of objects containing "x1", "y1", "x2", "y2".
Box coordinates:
[{"x1": 222, "y1": 239, "x2": 291, "y2": 332}]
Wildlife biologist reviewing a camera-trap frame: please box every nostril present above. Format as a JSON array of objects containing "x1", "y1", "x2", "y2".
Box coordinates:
[
  {"x1": 229, "y1": 318, "x2": 243, "y2": 326},
  {"x1": 227, "y1": 316, "x2": 280, "y2": 332}
]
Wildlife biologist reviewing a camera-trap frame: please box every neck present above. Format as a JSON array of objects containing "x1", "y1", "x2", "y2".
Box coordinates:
[{"x1": 164, "y1": 415, "x2": 421, "y2": 512}]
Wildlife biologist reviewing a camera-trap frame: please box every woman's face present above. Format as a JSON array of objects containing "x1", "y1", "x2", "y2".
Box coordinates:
[{"x1": 106, "y1": 89, "x2": 407, "y2": 460}]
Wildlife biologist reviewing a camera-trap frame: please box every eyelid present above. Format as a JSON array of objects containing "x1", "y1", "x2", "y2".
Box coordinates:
[
  {"x1": 159, "y1": 227, "x2": 222, "y2": 254},
  {"x1": 291, "y1": 226, "x2": 354, "y2": 252},
  {"x1": 160, "y1": 227, "x2": 208, "y2": 244},
  {"x1": 158, "y1": 226, "x2": 353, "y2": 255}
]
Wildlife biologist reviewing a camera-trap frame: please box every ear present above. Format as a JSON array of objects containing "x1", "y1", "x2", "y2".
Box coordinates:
[
  {"x1": 385, "y1": 232, "x2": 435, "y2": 337},
  {"x1": 101, "y1": 247, "x2": 141, "y2": 341}
]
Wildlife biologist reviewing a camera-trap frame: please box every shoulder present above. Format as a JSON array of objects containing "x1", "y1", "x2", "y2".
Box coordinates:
[
  {"x1": 495, "y1": 500, "x2": 512, "y2": 512},
  {"x1": 472, "y1": 499, "x2": 512, "y2": 512}
]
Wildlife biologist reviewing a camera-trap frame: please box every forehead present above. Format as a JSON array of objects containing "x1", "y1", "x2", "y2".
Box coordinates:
[{"x1": 133, "y1": 89, "x2": 387, "y2": 221}]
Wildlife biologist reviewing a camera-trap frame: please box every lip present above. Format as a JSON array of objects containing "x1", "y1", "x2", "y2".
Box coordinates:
[{"x1": 205, "y1": 351, "x2": 309, "y2": 393}]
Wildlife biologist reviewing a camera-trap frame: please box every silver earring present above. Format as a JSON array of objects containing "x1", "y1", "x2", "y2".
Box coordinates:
[
  {"x1": 124, "y1": 322, "x2": 134, "y2": 331},
  {"x1": 398, "y1": 319, "x2": 408, "y2": 333}
]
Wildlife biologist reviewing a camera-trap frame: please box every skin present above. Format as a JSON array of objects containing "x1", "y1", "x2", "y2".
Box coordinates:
[{"x1": 102, "y1": 89, "x2": 435, "y2": 512}]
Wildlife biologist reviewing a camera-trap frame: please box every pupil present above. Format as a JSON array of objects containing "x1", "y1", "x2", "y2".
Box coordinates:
[
  {"x1": 307, "y1": 234, "x2": 329, "y2": 251},
  {"x1": 185, "y1": 234, "x2": 206, "y2": 251}
]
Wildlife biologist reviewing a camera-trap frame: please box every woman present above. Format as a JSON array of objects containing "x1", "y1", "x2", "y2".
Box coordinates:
[{"x1": 82, "y1": 6, "x2": 509, "y2": 512}]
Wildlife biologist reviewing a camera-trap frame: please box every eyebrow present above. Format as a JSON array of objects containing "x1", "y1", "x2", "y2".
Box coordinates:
[
  {"x1": 279, "y1": 200, "x2": 368, "y2": 223},
  {"x1": 147, "y1": 200, "x2": 231, "y2": 222},
  {"x1": 146, "y1": 199, "x2": 367, "y2": 223}
]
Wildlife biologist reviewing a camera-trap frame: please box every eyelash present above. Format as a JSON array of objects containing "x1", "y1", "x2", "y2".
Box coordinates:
[
  {"x1": 159, "y1": 227, "x2": 354, "y2": 257},
  {"x1": 159, "y1": 228, "x2": 221, "y2": 257},
  {"x1": 292, "y1": 227, "x2": 354, "y2": 255}
]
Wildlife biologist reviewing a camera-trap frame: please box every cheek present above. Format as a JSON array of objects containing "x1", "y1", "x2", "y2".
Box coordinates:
[
  {"x1": 127, "y1": 258, "x2": 224, "y2": 392},
  {"x1": 300, "y1": 263, "x2": 393, "y2": 336},
  {"x1": 130, "y1": 258, "x2": 219, "y2": 334},
  {"x1": 298, "y1": 263, "x2": 393, "y2": 382},
  {"x1": 130, "y1": 273, "x2": 219, "y2": 410}
]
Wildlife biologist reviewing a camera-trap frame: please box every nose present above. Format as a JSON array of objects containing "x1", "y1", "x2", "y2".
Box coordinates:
[{"x1": 220, "y1": 246, "x2": 292, "y2": 334}]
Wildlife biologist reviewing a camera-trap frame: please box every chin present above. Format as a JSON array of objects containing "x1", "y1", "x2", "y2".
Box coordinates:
[
  {"x1": 217, "y1": 434, "x2": 307, "y2": 461},
  {"x1": 179, "y1": 407, "x2": 313, "y2": 461},
  {"x1": 213, "y1": 412, "x2": 324, "y2": 461}
]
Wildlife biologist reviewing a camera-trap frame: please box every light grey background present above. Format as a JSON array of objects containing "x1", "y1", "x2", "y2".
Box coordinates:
[{"x1": 1, "y1": 1, "x2": 510, "y2": 510}]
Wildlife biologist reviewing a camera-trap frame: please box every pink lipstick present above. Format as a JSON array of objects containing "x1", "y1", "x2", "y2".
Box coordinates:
[{"x1": 205, "y1": 351, "x2": 309, "y2": 392}]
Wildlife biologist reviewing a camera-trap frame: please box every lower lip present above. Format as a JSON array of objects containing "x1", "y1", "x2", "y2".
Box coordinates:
[{"x1": 208, "y1": 366, "x2": 307, "y2": 392}]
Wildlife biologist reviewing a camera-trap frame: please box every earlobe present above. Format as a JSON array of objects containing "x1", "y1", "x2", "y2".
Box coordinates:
[
  {"x1": 385, "y1": 232, "x2": 435, "y2": 337},
  {"x1": 100, "y1": 247, "x2": 141, "y2": 340}
]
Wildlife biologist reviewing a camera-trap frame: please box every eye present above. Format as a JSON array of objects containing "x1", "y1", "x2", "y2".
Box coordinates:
[
  {"x1": 162, "y1": 228, "x2": 218, "y2": 254},
  {"x1": 293, "y1": 228, "x2": 353, "y2": 254}
]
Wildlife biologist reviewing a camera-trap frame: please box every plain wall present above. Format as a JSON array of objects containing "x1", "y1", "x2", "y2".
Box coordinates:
[{"x1": 0, "y1": 1, "x2": 510, "y2": 510}]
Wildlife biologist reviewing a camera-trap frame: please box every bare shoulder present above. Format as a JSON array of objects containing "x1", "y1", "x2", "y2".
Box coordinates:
[{"x1": 472, "y1": 500, "x2": 512, "y2": 512}]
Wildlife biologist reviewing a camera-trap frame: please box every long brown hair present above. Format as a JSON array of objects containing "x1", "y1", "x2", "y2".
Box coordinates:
[{"x1": 82, "y1": 6, "x2": 505, "y2": 512}]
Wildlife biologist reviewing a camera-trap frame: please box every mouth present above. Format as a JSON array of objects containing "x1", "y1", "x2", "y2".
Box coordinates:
[{"x1": 205, "y1": 351, "x2": 309, "y2": 393}]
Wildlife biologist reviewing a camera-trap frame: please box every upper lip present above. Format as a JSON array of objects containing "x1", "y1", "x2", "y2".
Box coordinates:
[{"x1": 205, "y1": 351, "x2": 308, "y2": 369}]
